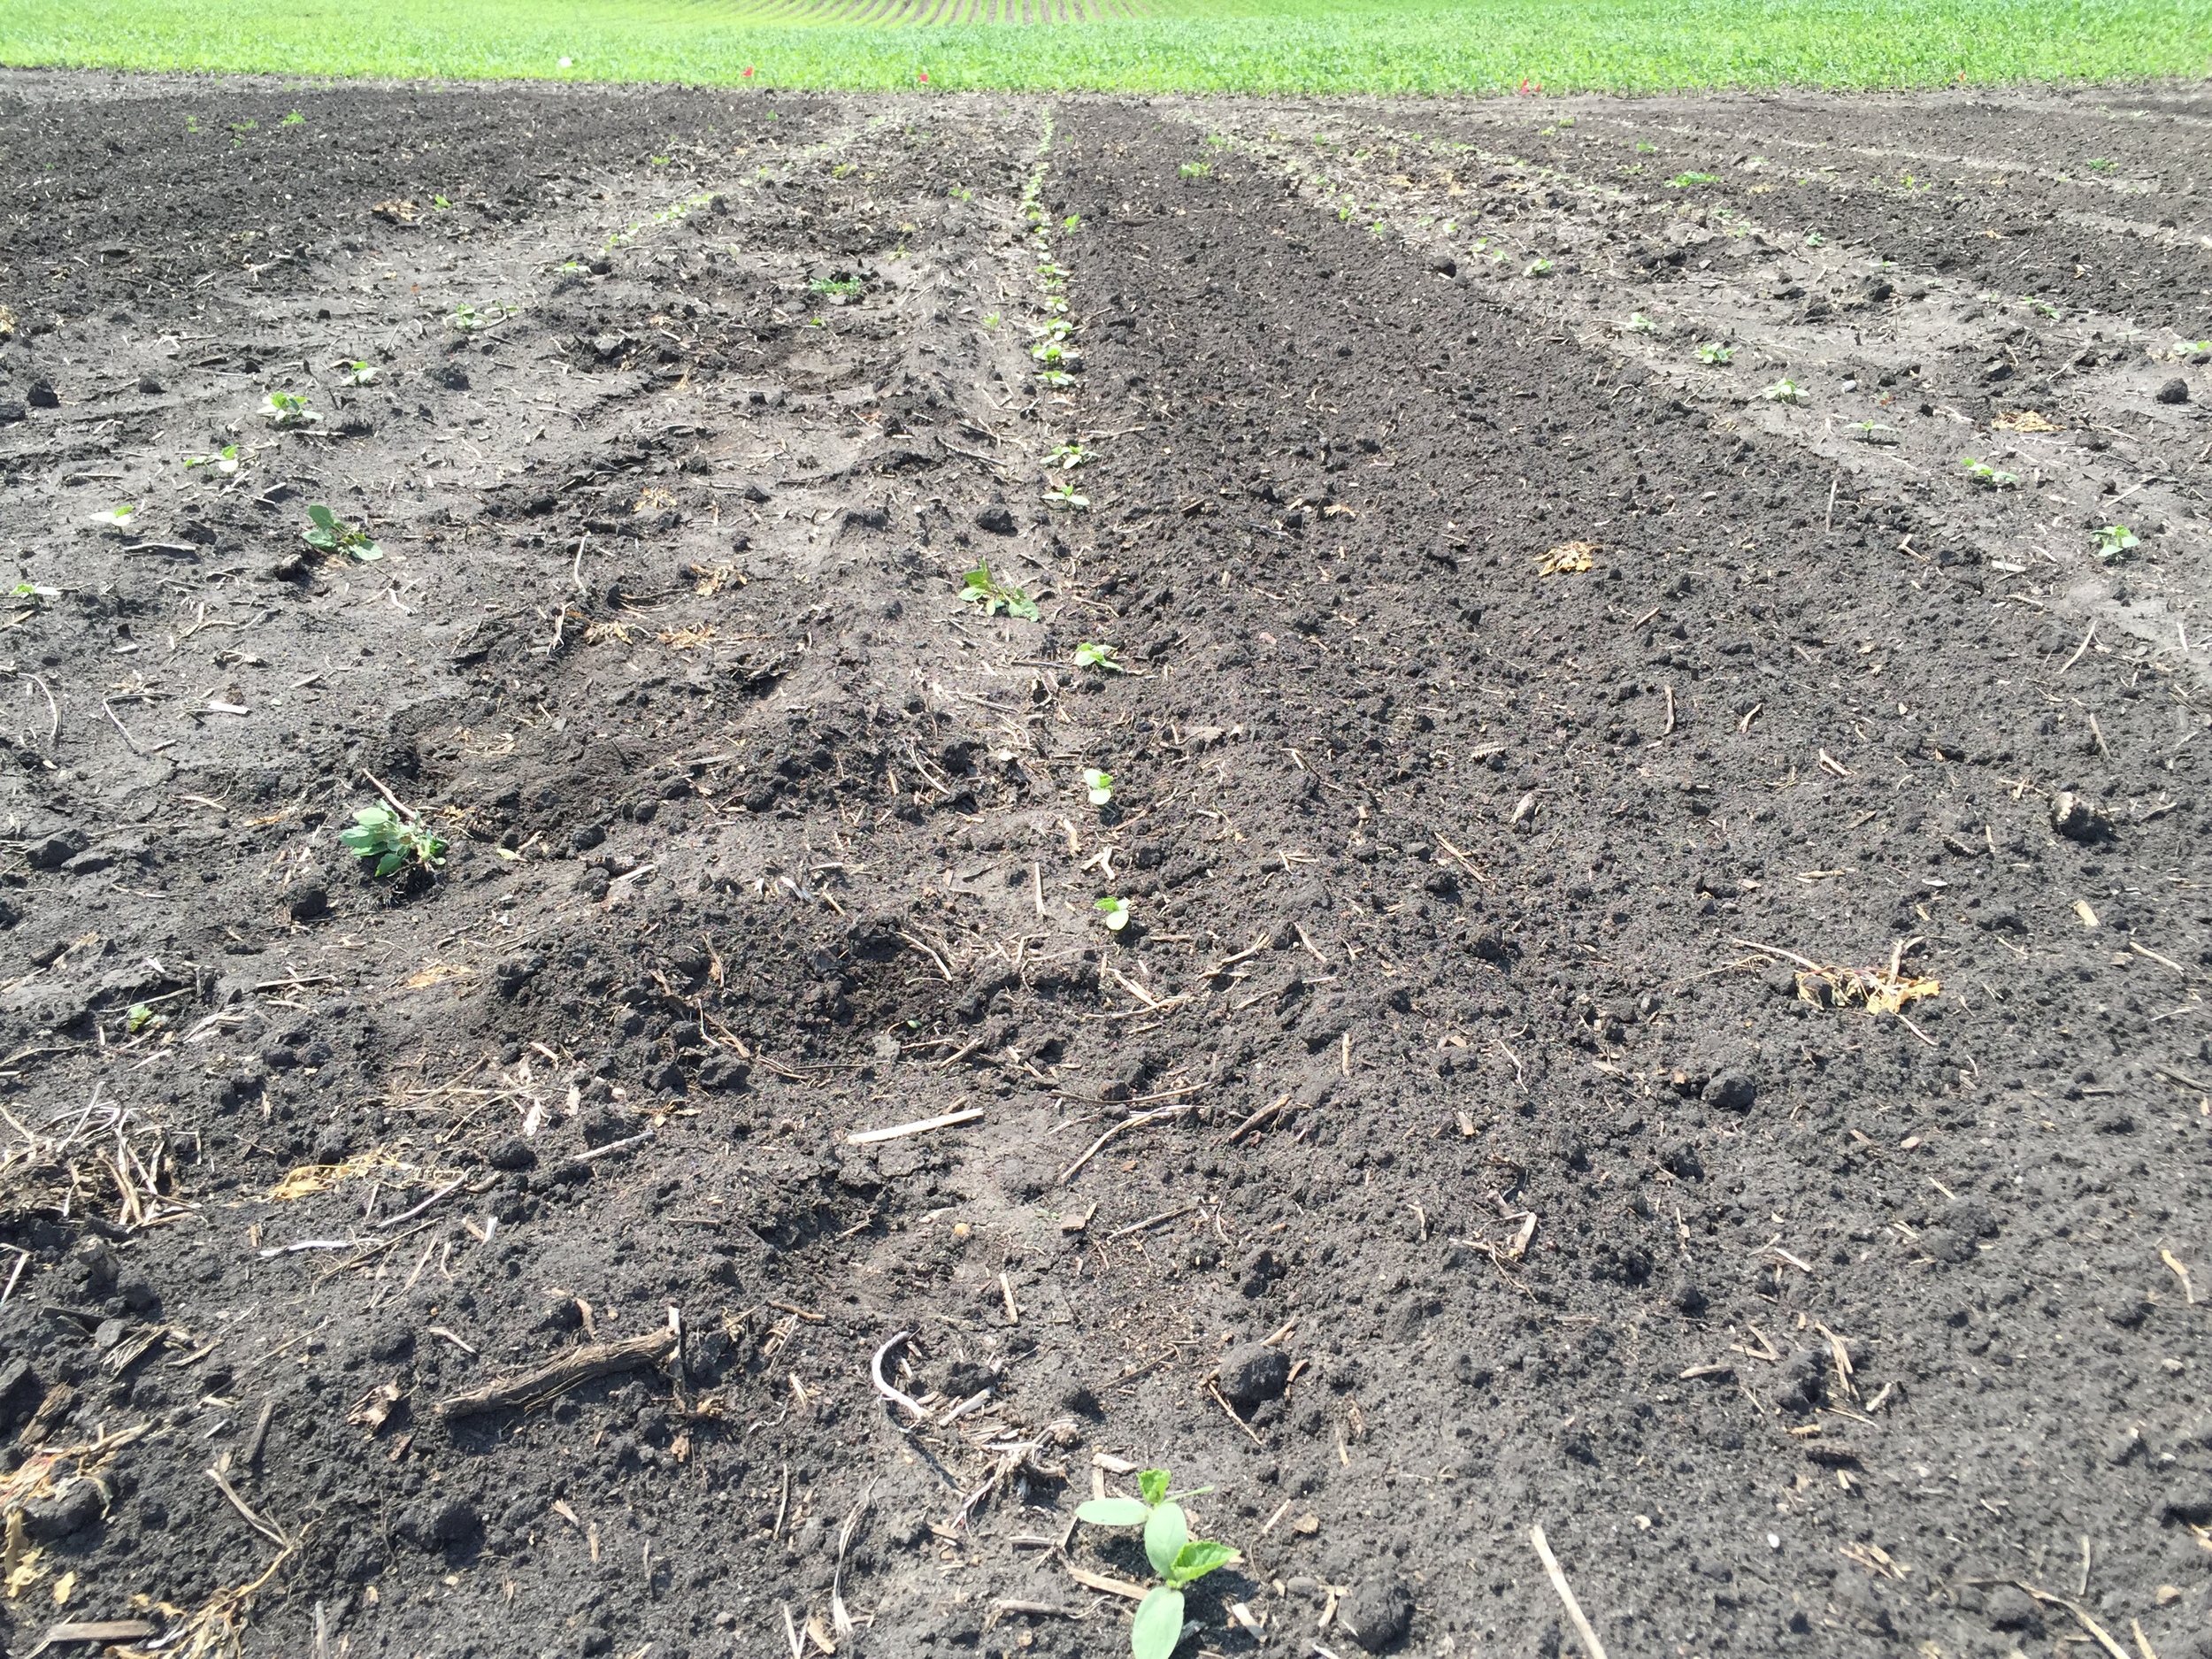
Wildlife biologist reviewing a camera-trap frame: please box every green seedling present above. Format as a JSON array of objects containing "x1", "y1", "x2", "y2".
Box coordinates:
[
  {"x1": 1038, "y1": 369, "x2": 1076, "y2": 388},
  {"x1": 1178, "y1": 161, "x2": 1212, "y2": 179},
  {"x1": 342, "y1": 361, "x2": 379, "y2": 385},
  {"x1": 1083, "y1": 768, "x2": 1114, "y2": 805},
  {"x1": 340, "y1": 803, "x2": 446, "y2": 878},
  {"x1": 12, "y1": 582, "x2": 59, "y2": 605},
  {"x1": 1033, "y1": 340, "x2": 1073, "y2": 367},
  {"x1": 1073, "y1": 641, "x2": 1123, "y2": 672},
  {"x1": 1761, "y1": 378, "x2": 1806, "y2": 403},
  {"x1": 2173, "y1": 339, "x2": 2212, "y2": 359},
  {"x1": 89, "y1": 503, "x2": 137, "y2": 530},
  {"x1": 1803, "y1": 230, "x2": 1826, "y2": 248},
  {"x1": 280, "y1": 110, "x2": 305, "y2": 127},
  {"x1": 1625, "y1": 312, "x2": 1657, "y2": 334},
  {"x1": 1696, "y1": 341, "x2": 1734, "y2": 365},
  {"x1": 2095, "y1": 523, "x2": 2139, "y2": 560},
  {"x1": 260, "y1": 390, "x2": 319, "y2": 428},
  {"x1": 809, "y1": 274, "x2": 863, "y2": 298},
  {"x1": 1847, "y1": 420, "x2": 1901, "y2": 445},
  {"x1": 1075, "y1": 1467, "x2": 1237, "y2": 1659},
  {"x1": 982, "y1": 312, "x2": 1002, "y2": 329},
  {"x1": 185, "y1": 444, "x2": 240, "y2": 474},
  {"x1": 126, "y1": 1002, "x2": 164, "y2": 1034},
  {"x1": 948, "y1": 184, "x2": 974, "y2": 202},
  {"x1": 2086, "y1": 157, "x2": 2116, "y2": 172},
  {"x1": 1524, "y1": 258, "x2": 1554, "y2": 277},
  {"x1": 961, "y1": 565, "x2": 1039, "y2": 621},
  {"x1": 302, "y1": 503, "x2": 383, "y2": 562},
  {"x1": 1044, "y1": 480, "x2": 1089, "y2": 511},
  {"x1": 449, "y1": 302, "x2": 516, "y2": 334},
  {"x1": 1063, "y1": 214, "x2": 1082, "y2": 233},
  {"x1": 1960, "y1": 456, "x2": 2018, "y2": 488},
  {"x1": 1634, "y1": 140, "x2": 1658, "y2": 153},
  {"x1": 433, "y1": 194, "x2": 454, "y2": 210},
  {"x1": 1045, "y1": 441, "x2": 1096, "y2": 472},
  {"x1": 1094, "y1": 895, "x2": 1131, "y2": 933},
  {"x1": 1669, "y1": 171, "x2": 1720, "y2": 187}
]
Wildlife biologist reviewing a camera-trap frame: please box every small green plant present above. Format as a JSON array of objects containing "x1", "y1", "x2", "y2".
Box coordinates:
[
  {"x1": 1038, "y1": 369, "x2": 1075, "y2": 388},
  {"x1": 433, "y1": 193, "x2": 454, "y2": 210},
  {"x1": 1178, "y1": 161, "x2": 1212, "y2": 179},
  {"x1": 1960, "y1": 456, "x2": 2018, "y2": 488},
  {"x1": 1076, "y1": 1467, "x2": 1236, "y2": 1659},
  {"x1": 948, "y1": 183, "x2": 973, "y2": 202},
  {"x1": 2086, "y1": 157, "x2": 2116, "y2": 172},
  {"x1": 1063, "y1": 213, "x2": 1082, "y2": 233},
  {"x1": 1083, "y1": 768, "x2": 1114, "y2": 805},
  {"x1": 280, "y1": 110, "x2": 305, "y2": 127},
  {"x1": 1523, "y1": 257, "x2": 1554, "y2": 277},
  {"x1": 1625, "y1": 312, "x2": 1657, "y2": 334},
  {"x1": 1696, "y1": 341, "x2": 1734, "y2": 365},
  {"x1": 126, "y1": 1002, "x2": 164, "y2": 1034},
  {"x1": 1847, "y1": 420, "x2": 1901, "y2": 445},
  {"x1": 1761, "y1": 378, "x2": 1806, "y2": 404},
  {"x1": 185, "y1": 444, "x2": 240, "y2": 473},
  {"x1": 2095, "y1": 523, "x2": 2139, "y2": 560},
  {"x1": 342, "y1": 360, "x2": 379, "y2": 385},
  {"x1": 1094, "y1": 895, "x2": 1132, "y2": 933},
  {"x1": 1044, "y1": 480, "x2": 1089, "y2": 511},
  {"x1": 89, "y1": 503, "x2": 137, "y2": 530},
  {"x1": 961, "y1": 565, "x2": 1039, "y2": 621},
  {"x1": 1033, "y1": 340, "x2": 1073, "y2": 366},
  {"x1": 340, "y1": 804, "x2": 446, "y2": 878},
  {"x1": 1048, "y1": 442, "x2": 1095, "y2": 471},
  {"x1": 1073, "y1": 641, "x2": 1123, "y2": 672},
  {"x1": 981, "y1": 312, "x2": 1001, "y2": 329},
  {"x1": 12, "y1": 581, "x2": 58, "y2": 605},
  {"x1": 1669, "y1": 171, "x2": 1720, "y2": 187},
  {"x1": 302, "y1": 503, "x2": 383, "y2": 562},
  {"x1": 260, "y1": 390, "x2": 319, "y2": 428},
  {"x1": 809, "y1": 274, "x2": 863, "y2": 298},
  {"x1": 1803, "y1": 230, "x2": 1826, "y2": 248},
  {"x1": 449, "y1": 302, "x2": 515, "y2": 334},
  {"x1": 1634, "y1": 140, "x2": 1658, "y2": 153}
]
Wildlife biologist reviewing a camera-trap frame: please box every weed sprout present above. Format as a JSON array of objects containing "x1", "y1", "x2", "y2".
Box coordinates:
[{"x1": 961, "y1": 565, "x2": 1039, "y2": 621}]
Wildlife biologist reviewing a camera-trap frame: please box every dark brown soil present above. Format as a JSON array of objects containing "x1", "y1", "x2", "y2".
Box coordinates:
[{"x1": 0, "y1": 71, "x2": 2208, "y2": 1659}]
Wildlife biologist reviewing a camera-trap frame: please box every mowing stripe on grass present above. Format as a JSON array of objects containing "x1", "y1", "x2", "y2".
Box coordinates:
[{"x1": 3, "y1": 0, "x2": 2208, "y2": 92}]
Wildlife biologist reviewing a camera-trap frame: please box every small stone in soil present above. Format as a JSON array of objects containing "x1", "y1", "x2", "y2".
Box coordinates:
[
  {"x1": 1217, "y1": 1341, "x2": 1289, "y2": 1409},
  {"x1": 1336, "y1": 1578, "x2": 1413, "y2": 1652}
]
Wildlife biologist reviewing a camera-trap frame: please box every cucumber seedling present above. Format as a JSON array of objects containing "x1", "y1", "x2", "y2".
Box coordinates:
[
  {"x1": 184, "y1": 444, "x2": 240, "y2": 474},
  {"x1": 1094, "y1": 895, "x2": 1132, "y2": 932},
  {"x1": 1960, "y1": 456, "x2": 2018, "y2": 488},
  {"x1": 340, "y1": 804, "x2": 446, "y2": 878},
  {"x1": 1075, "y1": 1467, "x2": 1238, "y2": 1659},
  {"x1": 1625, "y1": 311, "x2": 1657, "y2": 334},
  {"x1": 88, "y1": 504, "x2": 138, "y2": 531},
  {"x1": 342, "y1": 361, "x2": 380, "y2": 385},
  {"x1": 1043, "y1": 480, "x2": 1089, "y2": 511},
  {"x1": 1761, "y1": 378, "x2": 1806, "y2": 404},
  {"x1": 1696, "y1": 342, "x2": 1734, "y2": 365},
  {"x1": 260, "y1": 390, "x2": 319, "y2": 428},
  {"x1": 303, "y1": 503, "x2": 383, "y2": 562},
  {"x1": 1669, "y1": 171, "x2": 1720, "y2": 188},
  {"x1": 1048, "y1": 442, "x2": 1096, "y2": 469},
  {"x1": 1073, "y1": 641, "x2": 1123, "y2": 672},
  {"x1": 961, "y1": 565, "x2": 1039, "y2": 621},
  {"x1": 1083, "y1": 768, "x2": 1114, "y2": 806},
  {"x1": 2095, "y1": 523, "x2": 2139, "y2": 560}
]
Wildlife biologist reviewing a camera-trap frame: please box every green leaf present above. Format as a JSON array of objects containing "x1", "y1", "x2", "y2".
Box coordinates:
[
  {"x1": 1130, "y1": 1586, "x2": 1184, "y2": 1659},
  {"x1": 308, "y1": 503, "x2": 336, "y2": 529},
  {"x1": 1144, "y1": 1501, "x2": 1187, "y2": 1578},
  {"x1": 1006, "y1": 589, "x2": 1041, "y2": 622},
  {"x1": 1166, "y1": 1539, "x2": 1237, "y2": 1587},
  {"x1": 374, "y1": 851, "x2": 403, "y2": 877},
  {"x1": 1137, "y1": 1469, "x2": 1170, "y2": 1507},
  {"x1": 1074, "y1": 1497, "x2": 1148, "y2": 1527}
]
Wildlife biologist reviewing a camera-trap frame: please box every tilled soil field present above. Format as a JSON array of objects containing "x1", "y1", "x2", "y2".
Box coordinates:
[{"x1": 0, "y1": 67, "x2": 2210, "y2": 1659}]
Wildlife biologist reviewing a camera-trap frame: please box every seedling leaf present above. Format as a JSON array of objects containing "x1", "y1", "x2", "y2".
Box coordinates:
[
  {"x1": 1084, "y1": 768, "x2": 1114, "y2": 807},
  {"x1": 1130, "y1": 1586, "x2": 1185, "y2": 1659},
  {"x1": 1075, "y1": 1498, "x2": 1148, "y2": 1526},
  {"x1": 1136, "y1": 1469, "x2": 1170, "y2": 1506},
  {"x1": 1166, "y1": 1540, "x2": 1238, "y2": 1586},
  {"x1": 1143, "y1": 1502, "x2": 1188, "y2": 1578}
]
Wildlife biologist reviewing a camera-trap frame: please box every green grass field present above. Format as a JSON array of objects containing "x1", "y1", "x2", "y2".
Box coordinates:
[{"x1": 2, "y1": 0, "x2": 2207, "y2": 95}]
